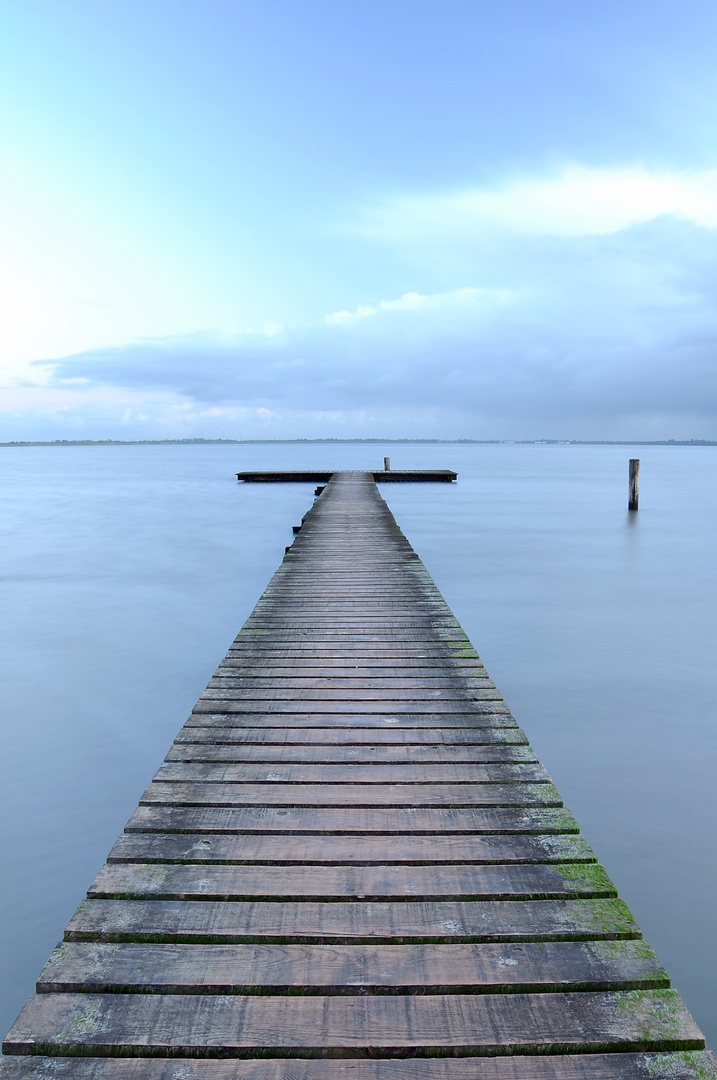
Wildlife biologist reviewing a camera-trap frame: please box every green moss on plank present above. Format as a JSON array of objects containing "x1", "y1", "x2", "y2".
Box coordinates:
[
  {"x1": 593, "y1": 937, "x2": 660, "y2": 962},
  {"x1": 645, "y1": 1051, "x2": 717, "y2": 1079},
  {"x1": 556, "y1": 863, "x2": 618, "y2": 896},
  {"x1": 54, "y1": 998, "x2": 103, "y2": 1044},
  {"x1": 616, "y1": 990, "x2": 703, "y2": 1048},
  {"x1": 526, "y1": 784, "x2": 563, "y2": 806},
  {"x1": 572, "y1": 897, "x2": 640, "y2": 937}
]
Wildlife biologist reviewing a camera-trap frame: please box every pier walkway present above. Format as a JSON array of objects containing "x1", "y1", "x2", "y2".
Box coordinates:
[{"x1": 2, "y1": 471, "x2": 714, "y2": 1077}]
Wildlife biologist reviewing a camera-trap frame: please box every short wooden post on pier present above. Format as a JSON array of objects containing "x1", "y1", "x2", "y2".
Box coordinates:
[
  {"x1": 384, "y1": 456, "x2": 390, "y2": 470},
  {"x1": 629, "y1": 458, "x2": 640, "y2": 511}
]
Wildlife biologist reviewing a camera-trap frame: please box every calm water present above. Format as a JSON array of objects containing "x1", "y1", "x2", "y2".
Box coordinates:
[{"x1": 1, "y1": 443, "x2": 716, "y2": 1046}]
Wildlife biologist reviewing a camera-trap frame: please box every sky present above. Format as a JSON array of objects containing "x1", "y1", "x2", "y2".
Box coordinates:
[{"x1": 3, "y1": 0, "x2": 717, "y2": 440}]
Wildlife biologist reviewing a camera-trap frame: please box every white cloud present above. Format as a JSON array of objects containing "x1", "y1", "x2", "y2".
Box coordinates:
[
  {"x1": 28, "y1": 213, "x2": 717, "y2": 442},
  {"x1": 325, "y1": 286, "x2": 515, "y2": 325},
  {"x1": 324, "y1": 304, "x2": 379, "y2": 324},
  {"x1": 11, "y1": 164, "x2": 717, "y2": 441},
  {"x1": 356, "y1": 164, "x2": 717, "y2": 241}
]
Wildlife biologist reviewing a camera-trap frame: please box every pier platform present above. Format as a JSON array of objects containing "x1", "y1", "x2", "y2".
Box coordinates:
[
  {"x1": 2, "y1": 471, "x2": 714, "y2": 1077},
  {"x1": 237, "y1": 469, "x2": 457, "y2": 482}
]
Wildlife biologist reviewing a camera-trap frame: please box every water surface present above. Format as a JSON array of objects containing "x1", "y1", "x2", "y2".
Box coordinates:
[{"x1": 1, "y1": 443, "x2": 715, "y2": 1044}]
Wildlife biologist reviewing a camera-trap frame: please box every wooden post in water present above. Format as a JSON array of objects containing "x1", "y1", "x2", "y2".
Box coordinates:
[
  {"x1": 628, "y1": 458, "x2": 640, "y2": 511},
  {"x1": 384, "y1": 456, "x2": 391, "y2": 470}
]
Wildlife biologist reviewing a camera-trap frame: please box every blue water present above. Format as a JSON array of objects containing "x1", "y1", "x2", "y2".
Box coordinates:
[{"x1": 1, "y1": 443, "x2": 716, "y2": 1046}]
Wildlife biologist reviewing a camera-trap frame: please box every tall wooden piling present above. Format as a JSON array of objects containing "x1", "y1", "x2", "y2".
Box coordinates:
[
  {"x1": 1, "y1": 470, "x2": 713, "y2": 1078},
  {"x1": 628, "y1": 458, "x2": 640, "y2": 510}
]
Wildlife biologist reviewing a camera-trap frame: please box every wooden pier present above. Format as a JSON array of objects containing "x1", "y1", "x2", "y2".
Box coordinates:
[{"x1": 2, "y1": 470, "x2": 714, "y2": 1077}]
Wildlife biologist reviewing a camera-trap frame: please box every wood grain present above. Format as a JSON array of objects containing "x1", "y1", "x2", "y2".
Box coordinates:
[
  {"x1": 38, "y1": 939, "x2": 667, "y2": 994},
  {"x1": 64, "y1": 898, "x2": 640, "y2": 944},
  {"x1": 87, "y1": 861, "x2": 617, "y2": 900},
  {"x1": 3, "y1": 1051, "x2": 717, "y2": 1079},
  {"x1": 4, "y1": 990, "x2": 703, "y2": 1055}
]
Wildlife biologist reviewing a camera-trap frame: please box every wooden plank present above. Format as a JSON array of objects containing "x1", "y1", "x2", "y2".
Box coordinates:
[
  {"x1": 37, "y1": 939, "x2": 668, "y2": 994},
  {"x1": 216, "y1": 661, "x2": 486, "y2": 672},
  {"x1": 4, "y1": 990, "x2": 703, "y2": 1055},
  {"x1": 192, "y1": 702, "x2": 510, "y2": 716},
  {"x1": 163, "y1": 744, "x2": 538, "y2": 763},
  {"x1": 250, "y1": 593, "x2": 452, "y2": 599},
  {"x1": 138, "y1": 781, "x2": 562, "y2": 807},
  {"x1": 248, "y1": 601, "x2": 454, "y2": 610},
  {"x1": 236, "y1": 470, "x2": 334, "y2": 482},
  {"x1": 223, "y1": 645, "x2": 480, "y2": 653},
  {"x1": 234, "y1": 631, "x2": 471, "y2": 639},
  {"x1": 152, "y1": 763, "x2": 551, "y2": 784},
  {"x1": 87, "y1": 861, "x2": 616, "y2": 900},
  {"x1": 172, "y1": 726, "x2": 529, "y2": 745},
  {"x1": 235, "y1": 469, "x2": 457, "y2": 481},
  {"x1": 190, "y1": 703, "x2": 513, "y2": 716},
  {"x1": 222, "y1": 655, "x2": 483, "y2": 664},
  {"x1": 198, "y1": 689, "x2": 503, "y2": 702},
  {"x1": 239, "y1": 621, "x2": 466, "y2": 629},
  {"x1": 65, "y1": 897, "x2": 641, "y2": 944},
  {"x1": 124, "y1": 805, "x2": 580, "y2": 835},
  {"x1": 3, "y1": 1051, "x2": 717, "y2": 1079},
  {"x1": 242, "y1": 618, "x2": 463, "y2": 626},
  {"x1": 106, "y1": 831, "x2": 595, "y2": 865},
  {"x1": 207, "y1": 677, "x2": 497, "y2": 689},
  {"x1": 240, "y1": 617, "x2": 464, "y2": 625},
  {"x1": 183, "y1": 711, "x2": 517, "y2": 727}
]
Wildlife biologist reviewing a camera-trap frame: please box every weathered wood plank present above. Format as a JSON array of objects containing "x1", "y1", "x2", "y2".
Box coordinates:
[
  {"x1": 225, "y1": 646, "x2": 481, "y2": 657},
  {"x1": 38, "y1": 939, "x2": 667, "y2": 994},
  {"x1": 3, "y1": 1051, "x2": 717, "y2": 1079},
  {"x1": 183, "y1": 711, "x2": 517, "y2": 727},
  {"x1": 87, "y1": 861, "x2": 616, "y2": 900},
  {"x1": 221, "y1": 657, "x2": 484, "y2": 667},
  {"x1": 164, "y1": 744, "x2": 538, "y2": 764},
  {"x1": 152, "y1": 763, "x2": 551, "y2": 785},
  {"x1": 246, "y1": 605, "x2": 456, "y2": 614},
  {"x1": 235, "y1": 469, "x2": 457, "y2": 482},
  {"x1": 198, "y1": 689, "x2": 504, "y2": 703},
  {"x1": 239, "y1": 620, "x2": 465, "y2": 630},
  {"x1": 173, "y1": 726, "x2": 529, "y2": 745},
  {"x1": 229, "y1": 633, "x2": 474, "y2": 643},
  {"x1": 124, "y1": 805, "x2": 580, "y2": 835},
  {"x1": 106, "y1": 831, "x2": 595, "y2": 865},
  {"x1": 191, "y1": 703, "x2": 510, "y2": 716},
  {"x1": 139, "y1": 781, "x2": 562, "y2": 807},
  {"x1": 65, "y1": 897, "x2": 640, "y2": 944},
  {"x1": 4, "y1": 990, "x2": 703, "y2": 1055},
  {"x1": 207, "y1": 677, "x2": 497, "y2": 690}
]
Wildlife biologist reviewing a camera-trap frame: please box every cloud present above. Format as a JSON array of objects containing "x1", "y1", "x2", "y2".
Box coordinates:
[
  {"x1": 16, "y1": 162, "x2": 717, "y2": 440},
  {"x1": 325, "y1": 287, "x2": 516, "y2": 325},
  {"x1": 30, "y1": 214, "x2": 717, "y2": 440},
  {"x1": 354, "y1": 164, "x2": 717, "y2": 242}
]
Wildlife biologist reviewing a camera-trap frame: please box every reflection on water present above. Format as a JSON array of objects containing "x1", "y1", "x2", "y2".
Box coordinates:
[{"x1": 1, "y1": 443, "x2": 715, "y2": 1045}]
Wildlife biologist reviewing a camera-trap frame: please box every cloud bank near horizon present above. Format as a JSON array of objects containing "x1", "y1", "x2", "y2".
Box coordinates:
[{"x1": 10, "y1": 163, "x2": 717, "y2": 440}]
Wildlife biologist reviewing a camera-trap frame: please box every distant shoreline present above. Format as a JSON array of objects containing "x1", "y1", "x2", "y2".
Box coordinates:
[{"x1": 1, "y1": 438, "x2": 716, "y2": 447}]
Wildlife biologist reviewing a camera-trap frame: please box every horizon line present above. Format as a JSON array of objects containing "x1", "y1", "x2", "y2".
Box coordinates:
[{"x1": 1, "y1": 438, "x2": 716, "y2": 448}]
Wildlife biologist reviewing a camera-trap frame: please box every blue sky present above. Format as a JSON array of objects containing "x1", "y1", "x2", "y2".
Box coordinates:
[{"x1": 3, "y1": 0, "x2": 717, "y2": 439}]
